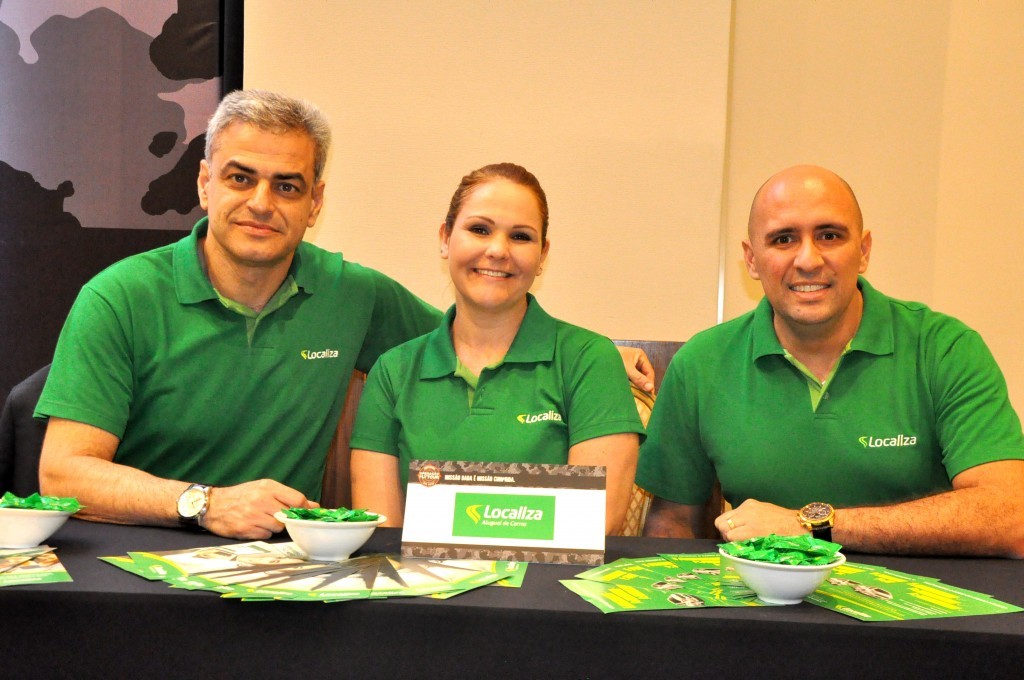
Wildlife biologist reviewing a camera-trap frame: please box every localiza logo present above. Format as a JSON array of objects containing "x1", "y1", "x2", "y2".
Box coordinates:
[
  {"x1": 466, "y1": 503, "x2": 545, "y2": 524},
  {"x1": 300, "y1": 348, "x2": 340, "y2": 360},
  {"x1": 453, "y1": 492, "x2": 556, "y2": 541},
  {"x1": 859, "y1": 434, "x2": 918, "y2": 448},
  {"x1": 517, "y1": 410, "x2": 563, "y2": 424}
]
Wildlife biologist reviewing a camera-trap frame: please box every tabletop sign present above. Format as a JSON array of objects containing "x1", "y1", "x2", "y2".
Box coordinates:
[{"x1": 401, "y1": 460, "x2": 606, "y2": 566}]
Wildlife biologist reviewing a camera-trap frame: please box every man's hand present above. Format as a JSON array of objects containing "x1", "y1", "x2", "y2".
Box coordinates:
[
  {"x1": 713, "y1": 462, "x2": 1024, "y2": 557},
  {"x1": 715, "y1": 499, "x2": 805, "y2": 542},
  {"x1": 202, "y1": 479, "x2": 319, "y2": 540},
  {"x1": 616, "y1": 346, "x2": 656, "y2": 393}
]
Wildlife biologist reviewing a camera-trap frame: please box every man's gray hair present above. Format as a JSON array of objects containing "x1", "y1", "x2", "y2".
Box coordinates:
[{"x1": 205, "y1": 89, "x2": 332, "y2": 182}]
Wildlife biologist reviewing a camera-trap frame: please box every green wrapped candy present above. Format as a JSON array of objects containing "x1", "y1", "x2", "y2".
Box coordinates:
[
  {"x1": 282, "y1": 506, "x2": 380, "y2": 522},
  {"x1": 719, "y1": 533, "x2": 842, "y2": 566},
  {"x1": 0, "y1": 491, "x2": 82, "y2": 513}
]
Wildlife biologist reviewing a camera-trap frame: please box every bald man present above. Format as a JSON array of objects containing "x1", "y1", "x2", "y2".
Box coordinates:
[{"x1": 637, "y1": 165, "x2": 1024, "y2": 557}]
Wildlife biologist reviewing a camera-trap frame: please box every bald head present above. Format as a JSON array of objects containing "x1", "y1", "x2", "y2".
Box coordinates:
[
  {"x1": 748, "y1": 165, "x2": 863, "y2": 237},
  {"x1": 741, "y1": 164, "x2": 872, "y2": 347}
]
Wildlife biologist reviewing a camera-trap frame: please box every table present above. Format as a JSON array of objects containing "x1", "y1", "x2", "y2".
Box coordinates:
[{"x1": 4, "y1": 520, "x2": 1024, "y2": 679}]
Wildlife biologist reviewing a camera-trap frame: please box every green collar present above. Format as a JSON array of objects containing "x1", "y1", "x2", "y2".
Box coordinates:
[
  {"x1": 174, "y1": 218, "x2": 218, "y2": 304},
  {"x1": 173, "y1": 217, "x2": 319, "y2": 305},
  {"x1": 751, "y1": 276, "x2": 894, "y2": 362},
  {"x1": 847, "y1": 277, "x2": 893, "y2": 356},
  {"x1": 420, "y1": 294, "x2": 556, "y2": 379}
]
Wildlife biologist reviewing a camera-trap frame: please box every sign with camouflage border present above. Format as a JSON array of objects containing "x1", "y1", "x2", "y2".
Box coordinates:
[{"x1": 402, "y1": 460, "x2": 606, "y2": 565}]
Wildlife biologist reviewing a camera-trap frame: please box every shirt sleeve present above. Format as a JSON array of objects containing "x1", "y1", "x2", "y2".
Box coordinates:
[
  {"x1": 634, "y1": 347, "x2": 717, "y2": 504},
  {"x1": 349, "y1": 353, "x2": 401, "y2": 456},
  {"x1": 355, "y1": 270, "x2": 442, "y2": 374},
  {"x1": 932, "y1": 329, "x2": 1024, "y2": 478},
  {"x1": 34, "y1": 285, "x2": 134, "y2": 438},
  {"x1": 562, "y1": 333, "x2": 647, "y2": 447}
]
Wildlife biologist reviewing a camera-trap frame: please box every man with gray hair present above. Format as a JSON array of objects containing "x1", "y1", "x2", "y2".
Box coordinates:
[{"x1": 36, "y1": 90, "x2": 442, "y2": 539}]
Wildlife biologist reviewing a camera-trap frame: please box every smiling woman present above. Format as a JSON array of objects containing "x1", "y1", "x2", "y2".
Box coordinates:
[
  {"x1": 349, "y1": 163, "x2": 645, "y2": 535},
  {"x1": 439, "y1": 166, "x2": 549, "y2": 372}
]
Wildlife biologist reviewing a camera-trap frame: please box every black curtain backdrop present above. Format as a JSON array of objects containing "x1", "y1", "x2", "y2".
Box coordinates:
[{"x1": 0, "y1": 1, "x2": 243, "y2": 407}]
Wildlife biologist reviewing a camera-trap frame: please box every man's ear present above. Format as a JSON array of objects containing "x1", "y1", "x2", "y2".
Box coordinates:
[
  {"x1": 858, "y1": 229, "x2": 872, "y2": 273},
  {"x1": 197, "y1": 160, "x2": 211, "y2": 211},
  {"x1": 307, "y1": 180, "x2": 326, "y2": 228},
  {"x1": 742, "y1": 240, "x2": 761, "y2": 280}
]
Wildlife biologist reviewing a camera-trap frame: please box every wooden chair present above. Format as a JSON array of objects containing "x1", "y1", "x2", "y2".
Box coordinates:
[
  {"x1": 322, "y1": 340, "x2": 725, "y2": 539},
  {"x1": 318, "y1": 342, "x2": 684, "y2": 511},
  {"x1": 612, "y1": 340, "x2": 677, "y2": 536},
  {"x1": 611, "y1": 339, "x2": 724, "y2": 538},
  {"x1": 320, "y1": 371, "x2": 366, "y2": 509}
]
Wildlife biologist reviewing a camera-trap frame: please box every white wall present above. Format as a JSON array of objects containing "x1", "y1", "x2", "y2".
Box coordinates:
[
  {"x1": 245, "y1": 0, "x2": 732, "y2": 342},
  {"x1": 246, "y1": 1, "x2": 1023, "y2": 411}
]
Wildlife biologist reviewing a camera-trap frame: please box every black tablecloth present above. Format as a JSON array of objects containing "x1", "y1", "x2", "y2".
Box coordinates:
[{"x1": 4, "y1": 519, "x2": 1024, "y2": 678}]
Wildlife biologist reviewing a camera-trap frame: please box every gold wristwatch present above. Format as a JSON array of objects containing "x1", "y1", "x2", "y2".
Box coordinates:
[{"x1": 797, "y1": 502, "x2": 835, "y2": 542}]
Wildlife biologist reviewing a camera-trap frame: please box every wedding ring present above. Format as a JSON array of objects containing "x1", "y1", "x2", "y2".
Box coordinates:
[{"x1": 726, "y1": 518, "x2": 736, "y2": 530}]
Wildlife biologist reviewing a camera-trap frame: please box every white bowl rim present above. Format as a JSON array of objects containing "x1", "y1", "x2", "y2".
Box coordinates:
[
  {"x1": 719, "y1": 547, "x2": 846, "y2": 571},
  {"x1": 273, "y1": 511, "x2": 386, "y2": 527},
  {"x1": 0, "y1": 506, "x2": 75, "y2": 518}
]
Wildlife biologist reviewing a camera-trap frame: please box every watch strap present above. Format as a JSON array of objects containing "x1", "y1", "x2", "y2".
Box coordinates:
[{"x1": 810, "y1": 525, "x2": 832, "y2": 542}]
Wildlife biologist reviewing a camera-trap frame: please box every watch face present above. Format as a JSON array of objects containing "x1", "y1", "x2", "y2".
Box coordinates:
[
  {"x1": 801, "y1": 502, "x2": 833, "y2": 522},
  {"x1": 178, "y1": 487, "x2": 206, "y2": 518}
]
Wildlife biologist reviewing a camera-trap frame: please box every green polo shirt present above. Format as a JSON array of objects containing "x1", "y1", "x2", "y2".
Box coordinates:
[
  {"x1": 36, "y1": 219, "x2": 441, "y2": 499},
  {"x1": 636, "y1": 278, "x2": 1024, "y2": 509},
  {"x1": 350, "y1": 295, "x2": 646, "y2": 487}
]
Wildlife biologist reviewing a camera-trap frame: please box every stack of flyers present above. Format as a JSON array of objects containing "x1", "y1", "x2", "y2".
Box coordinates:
[
  {"x1": 101, "y1": 541, "x2": 526, "y2": 602},
  {"x1": 563, "y1": 552, "x2": 1022, "y2": 621},
  {"x1": 807, "y1": 560, "x2": 1023, "y2": 622},
  {"x1": 0, "y1": 546, "x2": 72, "y2": 587},
  {"x1": 562, "y1": 552, "x2": 759, "y2": 613}
]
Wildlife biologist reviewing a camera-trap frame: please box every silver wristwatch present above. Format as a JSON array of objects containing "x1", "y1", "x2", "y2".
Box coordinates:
[{"x1": 176, "y1": 483, "x2": 211, "y2": 528}]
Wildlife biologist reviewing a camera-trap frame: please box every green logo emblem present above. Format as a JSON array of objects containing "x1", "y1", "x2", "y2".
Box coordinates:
[
  {"x1": 859, "y1": 434, "x2": 918, "y2": 448},
  {"x1": 452, "y1": 493, "x2": 556, "y2": 540},
  {"x1": 516, "y1": 410, "x2": 563, "y2": 424},
  {"x1": 300, "y1": 348, "x2": 339, "y2": 360}
]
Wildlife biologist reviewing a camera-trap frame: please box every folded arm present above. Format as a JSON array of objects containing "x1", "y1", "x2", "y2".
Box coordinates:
[
  {"x1": 714, "y1": 460, "x2": 1024, "y2": 558},
  {"x1": 39, "y1": 417, "x2": 316, "y2": 540}
]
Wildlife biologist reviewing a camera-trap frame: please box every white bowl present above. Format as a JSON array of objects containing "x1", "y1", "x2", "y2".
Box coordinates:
[
  {"x1": 0, "y1": 506, "x2": 74, "y2": 549},
  {"x1": 274, "y1": 512, "x2": 386, "y2": 561},
  {"x1": 719, "y1": 548, "x2": 846, "y2": 605}
]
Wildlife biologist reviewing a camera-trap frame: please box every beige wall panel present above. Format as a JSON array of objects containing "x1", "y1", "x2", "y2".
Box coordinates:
[
  {"x1": 724, "y1": 1, "x2": 950, "y2": 317},
  {"x1": 932, "y1": 1, "x2": 1024, "y2": 410},
  {"x1": 724, "y1": 1, "x2": 1021, "y2": 409},
  {"x1": 245, "y1": 1, "x2": 732, "y2": 342}
]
